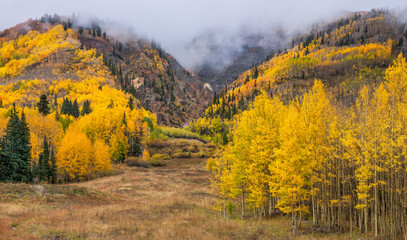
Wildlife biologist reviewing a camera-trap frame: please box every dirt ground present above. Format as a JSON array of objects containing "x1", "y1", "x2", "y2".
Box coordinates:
[{"x1": 0, "y1": 155, "x2": 365, "y2": 240}]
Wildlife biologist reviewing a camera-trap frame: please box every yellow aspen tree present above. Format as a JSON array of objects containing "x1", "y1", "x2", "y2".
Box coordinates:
[
  {"x1": 56, "y1": 125, "x2": 92, "y2": 181},
  {"x1": 271, "y1": 101, "x2": 311, "y2": 236},
  {"x1": 92, "y1": 140, "x2": 112, "y2": 175}
]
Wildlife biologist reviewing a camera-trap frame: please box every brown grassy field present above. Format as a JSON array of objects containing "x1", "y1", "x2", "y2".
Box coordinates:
[{"x1": 0, "y1": 140, "x2": 367, "y2": 239}]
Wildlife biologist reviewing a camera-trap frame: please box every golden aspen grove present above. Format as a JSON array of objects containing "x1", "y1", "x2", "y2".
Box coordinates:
[
  {"x1": 208, "y1": 55, "x2": 407, "y2": 238},
  {"x1": 0, "y1": 24, "x2": 155, "y2": 181}
]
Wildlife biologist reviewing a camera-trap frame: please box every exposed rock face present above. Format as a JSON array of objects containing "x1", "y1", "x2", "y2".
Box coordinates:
[
  {"x1": 0, "y1": 18, "x2": 212, "y2": 126},
  {"x1": 77, "y1": 34, "x2": 212, "y2": 126},
  {"x1": 196, "y1": 46, "x2": 274, "y2": 93},
  {"x1": 191, "y1": 32, "x2": 287, "y2": 93}
]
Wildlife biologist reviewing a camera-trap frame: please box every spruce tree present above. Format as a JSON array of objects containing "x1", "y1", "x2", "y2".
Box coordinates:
[
  {"x1": 20, "y1": 110, "x2": 32, "y2": 181},
  {"x1": 49, "y1": 147, "x2": 57, "y2": 184},
  {"x1": 72, "y1": 100, "x2": 80, "y2": 118},
  {"x1": 80, "y1": 100, "x2": 92, "y2": 116},
  {"x1": 1, "y1": 105, "x2": 32, "y2": 182},
  {"x1": 60, "y1": 98, "x2": 72, "y2": 115},
  {"x1": 128, "y1": 97, "x2": 134, "y2": 110},
  {"x1": 37, "y1": 94, "x2": 50, "y2": 116},
  {"x1": 121, "y1": 112, "x2": 127, "y2": 127},
  {"x1": 38, "y1": 135, "x2": 50, "y2": 182}
]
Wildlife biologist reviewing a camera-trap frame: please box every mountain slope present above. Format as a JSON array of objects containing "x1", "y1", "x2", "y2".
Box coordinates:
[
  {"x1": 191, "y1": 9, "x2": 407, "y2": 138},
  {"x1": 192, "y1": 32, "x2": 286, "y2": 93},
  {"x1": 76, "y1": 30, "x2": 212, "y2": 126},
  {"x1": 0, "y1": 16, "x2": 212, "y2": 127}
]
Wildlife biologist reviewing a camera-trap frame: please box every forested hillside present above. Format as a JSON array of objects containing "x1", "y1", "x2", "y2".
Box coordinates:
[
  {"x1": 192, "y1": 9, "x2": 407, "y2": 143},
  {"x1": 205, "y1": 9, "x2": 407, "y2": 239},
  {"x1": 0, "y1": 15, "x2": 212, "y2": 126},
  {"x1": 0, "y1": 24, "x2": 156, "y2": 182}
]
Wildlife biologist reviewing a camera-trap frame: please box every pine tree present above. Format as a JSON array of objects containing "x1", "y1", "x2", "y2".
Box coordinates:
[
  {"x1": 37, "y1": 94, "x2": 50, "y2": 116},
  {"x1": 72, "y1": 100, "x2": 80, "y2": 118},
  {"x1": 38, "y1": 135, "x2": 50, "y2": 182},
  {"x1": 61, "y1": 98, "x2": 73, "y2": 115},
  {"x1": 1, "y1": 105, "x2": 32, "y2": 182},
  {"x1": 121, "y1": 112, "x2": 127, "y2": 127},
  {"x1": 81, "y1": 100, "x2": 92, "y2": 116},
  {"x1": 128, "y1": 97, "x2": 134, "y2": 110},
  {"x1": 49, "y1": 146, "x2": 57, "y2": 184}
]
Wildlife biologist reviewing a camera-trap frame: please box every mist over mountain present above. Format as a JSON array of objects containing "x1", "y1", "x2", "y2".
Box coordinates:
[{"x1": 2, "y1": 0, "x2": 407, "y2": 71}]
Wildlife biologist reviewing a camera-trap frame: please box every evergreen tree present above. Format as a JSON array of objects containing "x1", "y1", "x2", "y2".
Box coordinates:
[
  {"x1": 121, "y1": 112, "x2": 127, "y2": 127},
  {"x1": 38, "y1": 135, "x2": 50, "y2": 182},
  {"x1": 49, "y1": 147, "x2": 57, "y2": 184},
  {"x1": 1, "y1": 105, "x2": 32, "y2": 182},
  {"x1": 60, "y1": 98, "x2": 73, "y2": 115},
  {"x1": 253, "y1": 65, "x2": 259, "y2": 79},
  {"x1": 96, "y1": 27, "x2": 102, "y2": 37},
  {"x1": 72, "y1": 100, "x2": 80, "y2": 118},
  {"x1": 37, "y1": 94, "x2": 50, "y2": 116},
  {"x1": 20, "y1": 110, "x2": 31, "y2": 181},
  {"x1": 128, "y1": 97, "x2": 134, "y2": 110},
  {"x1": 81, "y1": 100, "x2": 92, "y2": 116}
]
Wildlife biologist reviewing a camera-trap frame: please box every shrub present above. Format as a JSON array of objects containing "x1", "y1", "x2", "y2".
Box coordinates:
[
  {"x1": 126, "y1": 157, "x2": 150, "y2": 168},
  {"x1": 148, "y1": 154, "x2": 166, "y2": 167},
  {"x1": 148, "y1": 140, "x2": 171, "y2": 149},
  {"x1": 162, "y1": 127, "x2": 208, "y2": 143},
  {"x1": 173, "y1": 152, "x2": 190, "y2": 158},
  {"x1": 148, "y1": 158, "x2": 164, "y2": 167}
]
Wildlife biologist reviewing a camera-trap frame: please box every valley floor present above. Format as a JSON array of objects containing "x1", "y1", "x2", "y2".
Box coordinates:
[{"x1": 1, "y1": 149, "x2": 365, "y2": 239}]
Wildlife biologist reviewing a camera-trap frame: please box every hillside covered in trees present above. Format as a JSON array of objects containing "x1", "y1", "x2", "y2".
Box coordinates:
[
  {"x1": 0, "y1": 23, "x2": 157, "y2": 182},
  {"x1": 202, "y1": 9, "x2": 407, "y2": 239},
  {"x1": 192, "y1": 9, "x2": 407, "y2": 143},
  {"x1": 0, "y1": 15, "x2": 212, "y2": 126},
  {"x1": 208, "y1": 55, "x2": 407, "y2": 238}
]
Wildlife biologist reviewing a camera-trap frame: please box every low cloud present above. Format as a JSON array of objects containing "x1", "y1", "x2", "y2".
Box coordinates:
[{"x1": 1, "y1": 0, "x2": 406, "y2": 69}]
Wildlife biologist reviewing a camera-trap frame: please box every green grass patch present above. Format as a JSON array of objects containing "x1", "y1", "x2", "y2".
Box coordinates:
[{"x1": 162, "y1": 127, "x2": 209, "y2": 143}]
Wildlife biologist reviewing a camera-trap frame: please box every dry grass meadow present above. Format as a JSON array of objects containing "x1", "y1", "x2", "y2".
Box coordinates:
[{"x1": 0, "y1": 140, "x2": 366, "y2": 240}]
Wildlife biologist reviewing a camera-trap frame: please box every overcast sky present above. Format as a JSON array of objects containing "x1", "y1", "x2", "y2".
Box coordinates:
[{"x1": 1, "y1": 0, "x2": 406, "y2": 68}]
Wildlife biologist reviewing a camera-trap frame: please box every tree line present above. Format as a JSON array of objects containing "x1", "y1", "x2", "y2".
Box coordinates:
[{"x1": 208, "y1": 54, "x2": 407, "y2": 238}]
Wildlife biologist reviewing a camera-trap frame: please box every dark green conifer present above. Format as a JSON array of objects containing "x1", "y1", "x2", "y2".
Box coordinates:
[
  {"x1": 37, "y1": 94, "x2": 50, "y2": 116},
  {"x1": 38, "y1": 135, "x2": 50, "y2": 182},
  {"x1": 128, "y1": 97, "x2": 134, "y2": 110},
  {"x1": 81, "y1": 100, "x2": 92, "y2": 116},
  {"x1": 72, "y1": 100, "x2": 80, "y2": 118}
]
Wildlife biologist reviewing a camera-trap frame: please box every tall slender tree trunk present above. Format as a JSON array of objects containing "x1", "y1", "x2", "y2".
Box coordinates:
[
  {"x1": 241, "y1": 184, "x2": 245, "y2": 219},
  {"x1": 292, "y1": 205, "x2": 297, "y2": 236}
]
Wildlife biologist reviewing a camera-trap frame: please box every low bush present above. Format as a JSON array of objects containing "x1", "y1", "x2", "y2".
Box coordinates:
[
  {"x1": 173, "y1": 152, "x2": 191, "y2": 158},
  {"x1": 148, "y1": 154, "x2": 166, "y2": 167},
  {"x1": 126, "y1": 157, "x2": 150, "y2": 168},
  {"x1": 162, "y1": 127, "x2": 209, "y2": 143}
]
